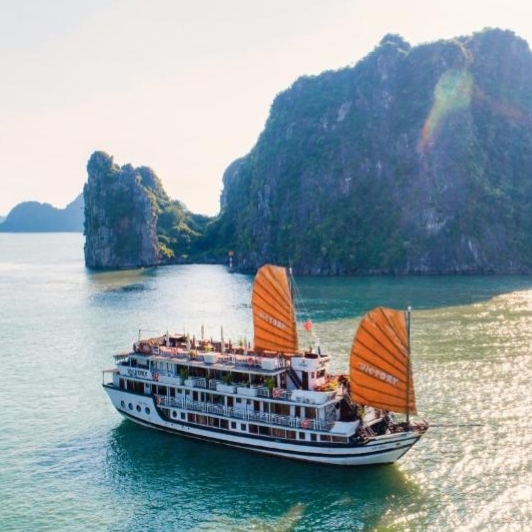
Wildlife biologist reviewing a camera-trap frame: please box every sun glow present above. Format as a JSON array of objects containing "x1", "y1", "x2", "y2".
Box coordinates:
[{"x1": 419, "y1": 69, "x2": 473, "y2": 152}]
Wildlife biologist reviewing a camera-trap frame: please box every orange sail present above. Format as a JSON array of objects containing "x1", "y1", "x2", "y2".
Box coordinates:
[
  {"x1": 349, "y1": 307, "x2": 416, "y2": 415},
  {"x1": 252, "y1": 265, "x2": 298, "y2": 354}
]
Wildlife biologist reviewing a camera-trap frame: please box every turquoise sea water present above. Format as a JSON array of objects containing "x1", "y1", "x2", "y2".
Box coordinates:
[{"x1": 1, "y1": 233, "x2": 531, "y2": 532}]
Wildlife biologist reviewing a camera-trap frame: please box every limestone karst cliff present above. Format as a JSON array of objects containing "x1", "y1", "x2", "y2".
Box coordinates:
[
  {"x1": 83, "y1": 152, "x2": 160, "y2": 269},
  {"x1": 83, "y1": 151, "x2": 213, "y2": 269},
  {"x1": 216, "y1": 29, "x2": 532, "y2": 274}
]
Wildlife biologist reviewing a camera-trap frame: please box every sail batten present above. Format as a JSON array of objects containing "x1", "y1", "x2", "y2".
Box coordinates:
[
  {"x1": 349, "y1": 307, "x2": 416, "y2": 415},
  {"x1": 354, "y1": 334, "x2": 406, "y2": 375},
  {"x1": 252, "y1": 265, "x2": 298, "y2": 354}
]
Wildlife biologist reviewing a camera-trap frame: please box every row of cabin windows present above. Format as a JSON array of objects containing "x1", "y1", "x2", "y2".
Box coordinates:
[
  {"x1": 165, "y1": 409, "x2": 347, "y2": 443},
  {"x1": 120, "y1": 378, "x2": 317, "y2": 419}
]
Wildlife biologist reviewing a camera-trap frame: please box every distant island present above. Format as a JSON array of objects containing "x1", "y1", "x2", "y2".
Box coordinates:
[{"x1": 0, "y1": 194, "x2": 84, "y2": 232}]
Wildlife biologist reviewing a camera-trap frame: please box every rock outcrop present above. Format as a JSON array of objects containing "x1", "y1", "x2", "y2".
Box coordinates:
[{"x1": 83, "y1": 151, "x2": 159, "y2": 269}]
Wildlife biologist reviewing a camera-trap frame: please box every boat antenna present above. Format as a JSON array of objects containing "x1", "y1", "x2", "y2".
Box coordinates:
[{"x1": 406, "y1": 306, "x2": 412, "y2": 428}]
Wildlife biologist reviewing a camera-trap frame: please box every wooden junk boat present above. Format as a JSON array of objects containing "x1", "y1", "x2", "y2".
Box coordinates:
[{"x1": 102, "y1": 264, "x2": 428, "y2": 465}]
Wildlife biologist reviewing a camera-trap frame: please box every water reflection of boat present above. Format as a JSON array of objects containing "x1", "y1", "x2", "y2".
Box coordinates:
[
  {"x1": 107, "y1": 422, "x2": 422, "y2": 531},
  {"x1": 102, "y1": 264, "x2": 428, "y2": 465}
]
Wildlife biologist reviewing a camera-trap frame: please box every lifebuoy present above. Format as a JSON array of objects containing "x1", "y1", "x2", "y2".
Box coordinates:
[
  {"x1": 153, "y1": 372, "x2": 159, "y2": 381},
  {"x1": 301, "y1": 419, "x2": 311, "y2": 429},
  {"x1": 247, "y1": 357, "x2": 254, "y2": 366}
]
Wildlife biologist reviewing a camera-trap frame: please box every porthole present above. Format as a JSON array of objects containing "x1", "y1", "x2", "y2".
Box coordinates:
[
  {"x1": 128, "y1": 403, "x2": 133, "y2": 410},
  {"x1": 136, "y1": 405, "x2": 141, "y2": 412},
  {"x1": 120, "y1": 400, "x2": 125, "y2": 408},
  {"x1": 145, "y1": 407, "x2": 151, "y2": 415},
  {"x1": 172, "y1": 411, "x2": 178, "y2": 418}
]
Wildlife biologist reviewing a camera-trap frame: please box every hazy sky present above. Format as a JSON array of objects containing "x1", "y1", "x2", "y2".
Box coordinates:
[{"x1": 2, "y1": 0, "x2": 532, "y2": 216}]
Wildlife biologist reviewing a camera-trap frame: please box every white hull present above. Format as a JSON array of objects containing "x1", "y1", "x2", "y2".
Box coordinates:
[{"x1": 104, "y1": 386, "x2": 423, "y2": 466}]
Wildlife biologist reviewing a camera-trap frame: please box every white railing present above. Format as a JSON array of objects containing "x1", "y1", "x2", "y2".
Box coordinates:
[{"x1": 156, "y1": 395, "x2": 332, "y2": 431}]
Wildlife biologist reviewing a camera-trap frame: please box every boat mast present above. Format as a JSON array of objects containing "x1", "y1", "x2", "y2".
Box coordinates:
[{"x1": 406, "y1": 306, "x2": 411, "y2": 428}]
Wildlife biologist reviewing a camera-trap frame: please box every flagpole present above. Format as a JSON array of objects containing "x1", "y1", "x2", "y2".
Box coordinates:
[{"x1": 406, "y1": 306, "x2": 411, "y2": 428}]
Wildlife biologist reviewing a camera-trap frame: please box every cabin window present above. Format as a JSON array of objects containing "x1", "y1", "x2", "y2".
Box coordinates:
[
  {"x1": 272, "y1": 428, "x2": 285, "y2": 438},
  {"x1": 299, "y1": 432, "x2": 305, "y2": 440},
  {"x1": 310, "y1": 433, "x2": 317, "y2": 442},
  {"x1": 172, "y1": 411, "x2": 178, "y2": 418},
  {"x1": 231, "y1": 422, "x2": 237, "y2": 430},
  {"x1": 271, "y1": 403, "x2": 290, "y2": 417},
  {"x1": 320, "y1": 435, "x2": 332, "y2": 442},
  {"x1": 240, "y1": 424, "x2": 247, "y2": 431},
  {"x1": 332, "y1": 436, "x2": 347, "y2": 443},
  {"x1": 286, "y1": 430, "x2": 296, "y2": 440},
  {"x1": 221, "y1": 419, "x2": 229, "y2": 429},
  {"x1": 305, "y1": 407, "x2": 316, "y2": 418},
  {"x1": 119, "y1": 378, "x2": 125, "y2": 389},
  {"x1": 180, "y1": 413, "x2": 186, "y2": 420}
]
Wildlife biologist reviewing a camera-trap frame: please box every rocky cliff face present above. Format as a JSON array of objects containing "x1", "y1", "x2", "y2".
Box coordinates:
[
  {"x1": 217, "y1": 29, "x2": 532, "y2": 274},
  {"x1": 83, "y1": 151, "x2": 159, "y2": 269}
]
